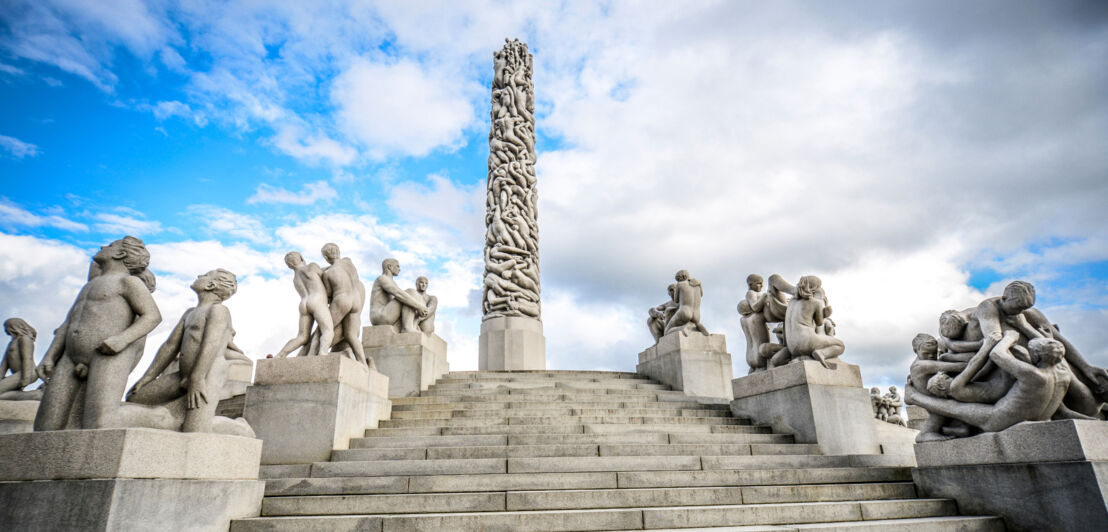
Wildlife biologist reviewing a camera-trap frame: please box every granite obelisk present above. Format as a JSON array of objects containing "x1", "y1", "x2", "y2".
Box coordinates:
[{"x1": 478, "y1": 38, "x2": 546, "y2": 370}]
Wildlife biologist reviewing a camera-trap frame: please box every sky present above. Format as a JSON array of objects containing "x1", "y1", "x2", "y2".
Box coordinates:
[{"x1": 0, "y1": 1, "x2": 1106, "y2": 390}]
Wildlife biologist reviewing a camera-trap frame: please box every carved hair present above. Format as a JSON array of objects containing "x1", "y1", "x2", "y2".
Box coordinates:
[
  {"x1": 1002, "y1": 281, "x2": 1036, "y2": 309},
  {"x1": 938, "y1": 310, "x2": 967, "y2": 337},
  {"x1": 321, "y1": 243, "x2": 340, "y2": 258},
  {"x1": 3, "y1": 318, "x2": 36, "y2": 340},
  {"x1": 675, "y1": 270, "x2": 689, "y2": 282},
  {"x1": 927, "y1": 372, "x2": 952, "y2": 398},
  {"x1": 205, "y1": 269, "x2": 238, "y2": 301},
  {"x1": 746, "y1": 274, "x2": 763, "y2": 287},
  {"x1": 912, "y1": 333, "x2": 938, "y2": 356},
  {"x1": 284, "y1": 251, "x2": 303, "y2": 267},
  {"x1": 115, "y1": 236, "x2": 151, "y2": 274},
  {"x1": 136, "y1": 269, "x2": 156, "y2": 293},
  {"x1": 382, "y1": 258, "x2": 399, "y2": 273},
  {"x1": 796, "y1": 275, "x2": 822, "y2": 299},
  {"x1": 1028, "y1": 337, "x2": 1065, "y2": 365}
]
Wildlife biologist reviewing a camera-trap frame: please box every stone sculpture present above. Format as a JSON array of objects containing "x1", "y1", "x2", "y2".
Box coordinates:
[
  {"x1": 662, "y1": 270, "x2": 709, "y2": 337},
  {"x1": 483, "y1": 38, "x2": 540, "y2": 320},
  {"x1": 320, "y1": 243, "x2": 370, "y2": 366},
  {"x1": 274, "y1": 251, "x2": 334, "y2": 359},
  {"x1": 369, "y1": 258, "x2": 432, "y2": 334},
  {"x1": 906, "y1": 280, "x2": 1108, "y2": 442},
  {"x1": 647, "y1": 284, "x2": 678, "y2": 342},
  {"x1": 0, "y1": 318, "x2": 39, "y2": 399},
  {"x1": 34, "y1": 236, "x2": 163, "y2": 431},
  {"x1": 740, "y1": 273, "x2": 843, "y2": 372},
  {"x1": 405, "y1": 276, "x2": 438, "y2": 334},
  {"x1": 124, "y1": 269, "x2": 252, "y2": 436}
]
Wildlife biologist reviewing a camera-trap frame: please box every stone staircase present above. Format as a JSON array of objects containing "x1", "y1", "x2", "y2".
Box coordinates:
[{"x1": 231, "y1": 370, "x2": 1004, "y2": 531}]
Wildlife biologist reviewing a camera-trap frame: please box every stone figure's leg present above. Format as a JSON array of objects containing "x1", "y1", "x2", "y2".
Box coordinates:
[
  {"x1": 400, "y1": 302, "x2": 419, "y2": 333},
  {"x1": 83, "y1": 345, "x2": 141, "y2": 429},
  {"x1": 420, "y1": 314, "x2": 435, "y2": 335},
  {"x1": 275, "y1": 313, "x2": 314, "y2": 358},
  {"x1": 33, "y1": 355, "x2": 80, "y2": 431},
  {"x1": 128, "y1": 372, "x2": 185, "y2": 405},
  {"x1": 916, "y1": 412, "x2": 953, "y2": 442},
  {"x1": 341, "y1": 312, "x2": 368, "y2": 365},
  {"x1": 373, "y1": 299, "x2": 403, "y2": 328},
  {"x1": 905, "y1": 386, "x2": 1004, "y2": 432},
  {"x1": 0, "y1": 373, "x2": 22, "y2": 394},
  {"x1": 308, "y1": 301, "x2": 334, "y2": 356}
]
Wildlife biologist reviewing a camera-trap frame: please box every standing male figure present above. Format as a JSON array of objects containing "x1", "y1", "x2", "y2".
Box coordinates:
[
  {"x1": 274, "y1": 251, "x2": 334, "y2": 358},
  {"x1": 370, "y1": 258, "x2": 430, "y2": 333},
  {"x1": 34, "y1": 236, "x2": 162, "y2": 430},
  {"x1": 321, "y1": 243, "x2": 370, "y2": 366}
]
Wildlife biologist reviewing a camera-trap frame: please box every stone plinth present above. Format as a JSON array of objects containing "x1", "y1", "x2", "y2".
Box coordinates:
[
  {"x1": 0, "y1": 428, "x2": 264, "y2": 532},
  {"x1": 637, "y1": 332, "x2": 733, "y2": 399},
  {"x1": 479, "y1": 316, "x2": 546, "y2": 371},
  {"x1": 363, "y1": 325, "x2": 449, "y2": 398},
  {"x1": 913, "y1": 420, "x2": 1108, "y2": 532},
  {"x1": 225, "y1": 359, "x2": 254, "y2": 397},
  {"x1": 730, "y1": 360, "x2": 879, "y2": 455},
  {"x1": 243, "y1": 355, "x2": 390, "y2": 465},
  {"x1": 0, "y1": 399, "x2": 38, "y2": 434}
]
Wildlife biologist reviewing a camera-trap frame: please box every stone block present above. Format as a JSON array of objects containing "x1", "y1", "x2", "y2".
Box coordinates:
[
  {"x1": 244, "y1": 355, "x2": 390, "y2": 465},
  {"x1": 0, "y1": 399, "x2": 38, "y2": 434},
  {"x1": 479, "y1": 315, "x2": 546, "y2": 370},
  {"x1": 0, "y1": 428, "x2": 261, "y2": 481},
  {"x1": 905, "y1": 404, "x2": 929, "y2": 431},
  {"x1": 729, "y1": 361, "x2": 879, "y2": 455},
  {"x1": 913, "y1": 421, "x2": 1108, "y2": 532},
  {"x1": 224, "y1": 360, "x2": 254, "y2": 397},
  {"x1": 637, "y1": 331, "x2": 733, "y2": 399},
  {"x1": 363, "y1": 325, "x2": 449, "y2": 397}
]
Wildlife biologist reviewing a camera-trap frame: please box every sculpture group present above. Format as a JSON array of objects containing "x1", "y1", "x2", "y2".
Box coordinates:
[
  {"x1": 647, "y1": 269, "x2": 710, "y2": 340},
  {"x1": 738, "y1": 273, "x2": 845, "y2": 371},
  {"x1": 906, "y1": 280, "x2": 1108, "y2": 441},
  {"x1": 871, "y1": 385, "x2": 906, "y2": 426}
]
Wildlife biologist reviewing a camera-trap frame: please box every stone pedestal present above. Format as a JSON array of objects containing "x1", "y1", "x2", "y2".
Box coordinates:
[
  {"x1": 0, "y1": 428, "x2": 264, "y2": 532},
  {"x1": 363, "y1": 325, "x2": 449, "y2": 398},
  {"x1": 730, "y1": 360, "x2": 879, "y2": 455},
  {"x1": 243, "y1": 355, "x2": 390, "y2": 465},
  {"x1": 913, "y1": 420, "x2": 1108, "y2": 532},
  {"x1": 225, "y1": 359, "x2": 254, "y2": 397},
  {"x1": 479, "y1": 316, "x2": 546, "y2": 371},
  {"x1": 0, "y1": 399, "x2": 38, "y2": 434},
  {"x1": 637, "y1": 332, "x2": 733, "y2": 399}
]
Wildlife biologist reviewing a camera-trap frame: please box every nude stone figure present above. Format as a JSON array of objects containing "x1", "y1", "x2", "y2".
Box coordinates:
[
  {"x1": 738, "y1": 274, "x2": 770, "y2": 373},
  {"x1": 321, "y1": 243, "x2": 369, "y2": 365},
  {"x1": 648, "y1": 284, "x2": 678, "y2": 342},
  {"x1": 401, "y1": 276, "x2": 438, "y2": 335},
  {"x1": 906, "y1": 331, "x2": 1071, "y2": 434},
  {"x1": 664, "y1": 270, "x2": 709, "y2": 337},
  {"x1": 0, "y1": 318, "x2": 37, "y2": 397},
  {"x1": 274, "y1": 251, "x2": 334, "y2": 358},
  {"x1": 783, "y1": 275, "x2": 844, "y2": 369},
  {"x1": 125, "y1": 269, "x2": 245, "y2": 434},
  {"x1": 370, "y1": 258, "x2": 430, "y2": 334},
  {"x1": 34, "y1": 236, "x2": 162, "y2": 431}
]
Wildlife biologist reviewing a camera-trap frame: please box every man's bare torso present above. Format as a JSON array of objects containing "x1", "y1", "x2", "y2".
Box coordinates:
[{"x1": 65, "y1": 274, "x2": 136, "y2": 365}]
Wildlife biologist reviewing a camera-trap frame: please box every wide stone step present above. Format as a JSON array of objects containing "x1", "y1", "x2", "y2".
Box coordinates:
[
  {"x1": 507, "y1": 432, "x2": 793, "y2": 445},
  {"x1": 333, "y1": 442, "x2": 820, "y2": 461},
  {"x1": 378, "y1": 415, "x2": 747, "y2": 428},
  {"x1": 391, "y1": 399, "x2": 734, "y2": 411},
  {"x1": 263, "y1": 466, "x2": 913, "y2": 497},
  {"x1": 231, "y1": 498, "x2": 959, "y2": 531},
  {"x1": 608, "y1": 516, "x2": 1005, "y2": 531},
  {"x1": 420, "y1": 388, "x2": 690, "y2": 399},
  {"x1": 391, "y1": 391, "x2": 704, "y2": 405},
  {"x1": 426, "y1": 381, "x2": 672, "y2": 391},
  {"x1": 443, "y1": 370, "x2": 643, "y2": 380},
  {"x1": 260, "y1": 482, "x2": 918, "y2": 516},
  {"x1": 391, "y1": 406, "x2": 734, "y2": 419},
  {"x1": 364, "y1": 423, "x2": 773, "y2": 438}
]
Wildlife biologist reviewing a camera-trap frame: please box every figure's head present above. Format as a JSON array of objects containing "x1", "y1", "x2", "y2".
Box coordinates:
[
  {"x1": 675, "y1": 270, "x2": 689, "y2": 282},
  {"x1": 1001, "y1": 281, "x2": 1036, "y2": 315},
  {"x1": 3, "y1": 318, "x2": 36, "y2": 340},
  {"x1": 416, "y1": 276, "x2": 429, "y2": 292},
  {"x1": 912, "y1": 333, "x2": 939, "y2": 359},
  {"x1": 870, "y1": 386, "x2": 880, "y2": 395},
  {"x1": 927, "y1": 372, "x2": 953, "y2": 398},
  {"x1": 95, "y1": 236, "x2": 150, "y2": 274},
  {"x1": 284, "y1": 251, "x2": 304, "y2": 269},
  {"x1": 888, "y1": 385, "x2": 899, "y2": 394},
  {"x1": 321, "y1": 243, "x2": 340, "y2": 264},
  {"x1": 382, "y1": 258, "x2": 400, "y2": 275},
  {"x1": 667, "y1": 283, "x2": 677, "y2": 299},
  {"x1": 1028, "y1": 337, "x2": 1065, "y2": 366},
  {"x1": 939, "y1": 310, "x2": 967, "y2": 339},
  {"x1": 796, "y1": 275, "x2": 822, "y2": 299},
  {"x1": 746, "y1": 274, "x2": 763, "y2": 292},
  {"x1": 193, "y1": 269, "x2": 238, "y2": 301}
]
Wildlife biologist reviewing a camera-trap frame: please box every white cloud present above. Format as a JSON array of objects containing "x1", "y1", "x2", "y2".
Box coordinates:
[
  {"x1": 272, "y1": 125, "x2": 357, "y2": 166},
  {"x1": 247, "y1": 180, "x2": 338, "y2": 205},
  {"x1": 0, "y1": 134, "x2": 40, "y2": 158},
  {"x1": 186, "y1": 205, "x2": 273, "y2": 245},
  {"x1": 0, "y1": 199, "x2": 86, "y2": 231},
  {"x1": 332, "y1": 58, "x2": 476, "y2": 158},
  {"x1": 386, "y1": 174, "x2": 485, "y2": 244},
  {"x1": 92, "y1": 212, "x2": 162, "y2": 235}
]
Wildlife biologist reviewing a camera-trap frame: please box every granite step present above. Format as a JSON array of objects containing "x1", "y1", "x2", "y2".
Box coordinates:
[
  {"x1": 390, "y1": 406, "x2": 734, "y2": 419},
  {"x1": 332, "y1": 442, "x2": 820, "y2": 461},
  {"x1": 606, "y1": 516, "x2": 1006, "y2": 531},
  {"x1": 426, "y1": 381, "x2": 672, "y2": 391},
  {"x1": 390, "y1": 398, "x2": 733, "y2": 411},
  {"x1": 390, "y1": 391, "x2": 708, "y2": 405},
  {"x1": 231, "y1": 498, "x2": 961, "y2": 531},
  {"x1": 420, "y1": 387, "x2": 690, "y2": 398},
  {"x1": 378, "y1": 415, "x2": 748, "y2": 428},
  {"x1": 363, "y1": 423, "x2": 773, "y2": 438}
]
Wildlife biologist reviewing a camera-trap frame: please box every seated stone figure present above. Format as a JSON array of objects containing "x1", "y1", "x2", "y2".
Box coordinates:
[
  {"x1": 403, "y1": 276, "x2": 438, "y2": 335},
  {"x1": 123, "y1": 269, "x2": 253, "y2": 437},
  {"x1": 738, "y1": 274, "x2": 771, "y2": 373},
  {"x1": 663, "y1": 270, "x2": 709, "y2": 337},
  {"x1": 370, "y1": 258, "x2": 431, "y2": 334},
  {"x1": 34, "y1": 236, "x2": 162, "y2": 431},
  {"x1": 783, "y1": 276, "x2": 844, "y2": 369},
  {"x1": 883, "y1": 386, "x2": 906, "y2": 426},
  {"x1": 647, "y1": 284, "x2": 678, "y2": 342},
  {"x1": 0, "y1": 318, "x2": 40, "y2": 400}
]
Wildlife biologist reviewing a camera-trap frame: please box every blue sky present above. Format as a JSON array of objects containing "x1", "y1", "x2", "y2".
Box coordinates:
[{"x1": 1, "y1": 1, "x2": 1106, "y2": 388}]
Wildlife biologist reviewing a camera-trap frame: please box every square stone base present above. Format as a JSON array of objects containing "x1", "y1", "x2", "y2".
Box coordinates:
[
  {"x1": 913, "y1": 420, "x2": 1108, "y2": 532},
  {"x1": 637, "y1": 332, "x2": 733, "y2": 399},
  {"x1": 363, "y1": 325, "x2": 449, "y2": 397},
  {"x1": 245, "y1": 355, "x2": 390, "y2": 465},
  {"x1": 0, "y1": 428, "x2": 264, "y2": 532},
  {"x1": 479, "y1": 316, "x2": 546, "y2": 371},
  {"x1": 730, "y1": 360, "x2": 879, "y2": 455},
  {"x1": 0, "y1": 399, "x2": 38, "y2": 434}
]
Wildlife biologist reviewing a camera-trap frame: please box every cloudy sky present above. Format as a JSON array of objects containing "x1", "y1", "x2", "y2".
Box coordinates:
[{"x1": 1, "y1": 1, "x2": 1105, "y2": 389}]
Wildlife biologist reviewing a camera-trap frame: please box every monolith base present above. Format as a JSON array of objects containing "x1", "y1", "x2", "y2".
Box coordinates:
[{"x1": 479, "y1": 316, "x2": 546, "y2": 370}]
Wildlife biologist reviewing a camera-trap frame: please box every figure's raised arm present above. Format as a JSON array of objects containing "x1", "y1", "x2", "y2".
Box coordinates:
[
  {"x1": 99, "y1": 276, "x2": 162, "y2": 355},
  {"x1": 383, "y1": 280, "x2": 428, "y2": 313},
  {"x1": 988, "y1": 330, "x2": 1036, "y2": 379}
]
